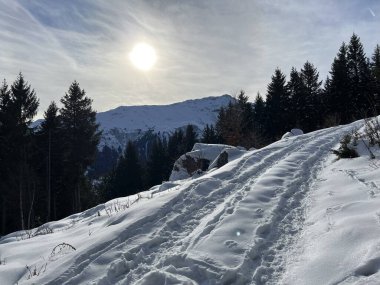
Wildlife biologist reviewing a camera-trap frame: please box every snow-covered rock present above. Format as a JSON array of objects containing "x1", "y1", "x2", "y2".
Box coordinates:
[
  {"x1": 169, "y1": 143, "x2": 234, "y2": 181},
  {"x1": 281, "y1": 128, "x2": 304, "y2": 139},
  {"x1": 208, "y1": 147, "x2": 247, "y2": 169}
]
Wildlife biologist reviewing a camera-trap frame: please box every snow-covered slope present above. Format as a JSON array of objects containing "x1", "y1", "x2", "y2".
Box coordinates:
[
  {"x1": 3, "y1": 119, "x2": 380, "y2": 285},
  {"x1": 97, "y1": 95, "x2": 233, "y2": 150}
]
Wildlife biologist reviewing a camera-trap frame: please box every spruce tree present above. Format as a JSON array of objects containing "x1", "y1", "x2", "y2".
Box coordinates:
[
  {"x1": 184, "y1": 124, "x2": 198, "y2": 152},
  {"x1": 0, "y1": 80, "x2": 12, "y2": 234},
  {"x1": 147, "y1": 137, "x2": 168, "y2": 187},
  {"x1": 60, "y1": 81, "x2": 101, "y2": 214},
  {"x1": 201, "y1": 124, "x2": 219, "y2": 143},
  {"x1": 9, "y1": 73, "x2": 39, "y2": 230},
  {"x1": 36, "y1": 102, "x2": 64, "y2": 221},
  {"x1": 326, "y1": 42, "x2": 351, "y2": 123},
  {"x1": 237, "y1": 90, "x2": 254, "y2": 137},
  {"x1": 265, "y1": 68, "x2": 290, "y2": 140},
  {"x1": 252, "y1": 92, "x2": 266, "y2": 137},
  {"x1": 300, "y1": 61, "x2": 323, "y2": 131},
  {"x1": 108, "y1": 141, "x2": 142, "y2": 199},
  {"x1": 371, "y1": 45, "x2": 380, "y2": 113},
  {"x1": 287, "y1": 68, "x2": 306, "y2": 128},
  {"x1": 167, "y1": 129, "x2": 185, "y2": 163},
  {"x1": 347, "y1": 34, "x2": 373, "y2": 118}
]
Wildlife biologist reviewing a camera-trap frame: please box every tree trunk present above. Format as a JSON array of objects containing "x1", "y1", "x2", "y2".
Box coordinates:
[
  {"x1": 19, "y1": 166, "x2": 25, "y2": 230},
  {"x1": 47, "y1": 130, "x2": 51, "y2": 221},
  {"x1": 1, "y1": 197, "x2": 6, "y2": 235},
  {"x1": 27, "y1": 181, "x2": 36, "y2": 229}
]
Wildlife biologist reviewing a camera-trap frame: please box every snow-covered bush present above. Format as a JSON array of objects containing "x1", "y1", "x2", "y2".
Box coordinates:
[
  {"x1": 364, "y1": 117, "x2": 380, "y2": 147},
  {"x1": 332, "y1": 134, "x2": 359, "y2": 159}
]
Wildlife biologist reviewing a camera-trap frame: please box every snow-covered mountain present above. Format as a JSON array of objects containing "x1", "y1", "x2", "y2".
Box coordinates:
[
  {"x1": 97, "y1": 95, "x2": 234, "y2": 150},
  {"x1": 3, "y1": 119, "x2": 380, "y2": 285}
]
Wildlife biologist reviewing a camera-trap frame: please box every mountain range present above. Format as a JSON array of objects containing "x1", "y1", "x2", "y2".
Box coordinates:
[{"x1": 97, "y1": 95, "x2": 234, "y2": 151}]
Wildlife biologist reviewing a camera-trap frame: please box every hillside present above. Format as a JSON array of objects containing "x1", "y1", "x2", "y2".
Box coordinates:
[
  {"x1": 2, "y1": 119, "x2": 380, "y2": 284},
  {"x1": 97, "y1": 95, "x2": 233, "y2": 151}
]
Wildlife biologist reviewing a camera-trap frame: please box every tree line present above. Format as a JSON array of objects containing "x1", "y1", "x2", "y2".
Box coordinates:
[
  {"x1": 0, "y1": 75, "x2": 100, "y2": 235},
  {"x1": 97, "y1": 125, "x2": 198, "y2": 201},
  {"x1": 210, "y1": 34, "x2": 380, "y2": 148}
]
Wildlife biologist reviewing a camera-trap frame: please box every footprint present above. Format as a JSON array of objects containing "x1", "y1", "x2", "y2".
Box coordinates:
[
  {"x1": 355, "y1": 257, "x2": 380, "y2": 277},
  {"x1": 224, "y1": 240, "x2": 238, "y2": 248}
]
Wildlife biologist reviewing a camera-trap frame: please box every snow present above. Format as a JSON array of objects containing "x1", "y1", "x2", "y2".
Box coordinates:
[
  {"x1": 3, "y1": 119, "x2": 380, "y2": 284},
  {"x1": 281, "y1": 128, "x2": 304, "y2": 139},
  {"x1": 169, "y1": 143, "x2": 246, "y2": 181},
  {"x1": 97, "y1": 95, "x2": 233, "y2": 150}
]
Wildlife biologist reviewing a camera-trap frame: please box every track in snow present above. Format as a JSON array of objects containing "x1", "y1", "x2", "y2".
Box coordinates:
[{"x1": 46, "y1": 124, "x2": 356, "y2": 285}]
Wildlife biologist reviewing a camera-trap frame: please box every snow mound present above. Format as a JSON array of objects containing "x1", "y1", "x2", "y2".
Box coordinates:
[{"x1": 282, "y1": 128, "x2": 304, "y2": 139}]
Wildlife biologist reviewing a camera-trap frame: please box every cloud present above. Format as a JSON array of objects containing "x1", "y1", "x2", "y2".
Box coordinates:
[{"x1": 1, "y1": 0, "x2": 380, "y2": 118}]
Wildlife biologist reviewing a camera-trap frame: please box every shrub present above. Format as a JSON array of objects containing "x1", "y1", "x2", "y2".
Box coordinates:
[
  {"x1": 332, "y1": 134, "x2": 359, "y2": 159},
  {"x1": 364, "y1": 117, "x2": 380, "y2": 147}
]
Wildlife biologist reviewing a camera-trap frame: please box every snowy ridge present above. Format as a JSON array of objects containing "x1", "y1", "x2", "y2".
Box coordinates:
[
  {"x1": 4, "y1": 119, "x2": 380, "y2": 284},
  {"x1": 97, "y1": 95, "x2": 233, "y2": 150}
]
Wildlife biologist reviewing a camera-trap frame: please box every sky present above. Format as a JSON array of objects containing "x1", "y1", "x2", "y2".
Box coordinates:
[{"x1": 1, "y1": 0, "x2": 380, "y2": 118}]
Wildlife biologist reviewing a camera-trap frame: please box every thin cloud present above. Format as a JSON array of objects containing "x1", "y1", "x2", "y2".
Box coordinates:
[{"x1": 0, "y1": 0, "x2": 380, "y2": 118}]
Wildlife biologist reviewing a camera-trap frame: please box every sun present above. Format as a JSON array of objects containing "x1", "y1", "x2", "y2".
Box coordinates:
[{"x1": 129, "y1": 43, "x2": 157, "y2": 71}]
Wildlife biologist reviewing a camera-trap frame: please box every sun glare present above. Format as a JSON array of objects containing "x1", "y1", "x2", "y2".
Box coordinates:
[{"x1": 129, "y1": 43, "x2": 157, "y2": 71}]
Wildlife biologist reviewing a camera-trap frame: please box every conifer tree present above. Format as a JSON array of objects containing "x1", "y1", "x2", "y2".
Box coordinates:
[
  {"x1": 326, "y1": 43, "x2": 351, "y2": 123},
  {"x1": 60, "y1": 81, "x2": 101, "y2": 214},
  {"x1": 347, "y1": 34, "x2": 373, "y2": 118},
  {"x1": 167, "y1": 129, "x2": 185, "y2": 163},
  {"x1": 371, "y1": 45, "x2": 380, "y2": 113},
  {"x1": 252, "y1": 92, "x2": 266, "y2": 137},
  {"x1": 36, "y1": 102, "x2": 63, "y2": 221},
  {"x1": 0, "y1": 80, "x2": 12, "y2": 234},
  {"x1": 287, "y1": 67, "x2": 306, "y2": 128},
  {"x1": 9, "y1": 73, "x2": 39, "y2": 230},
  {"x1": 108, "y1": 141, "x2": 142, "y2": 199},
  {"x1": 300, "y1": 61, "x2": 323, "y2": 131},
  {"x1": 147, "y1": 137, "x2": 168, "y2": 187},
  {"x1": 265, "y1": 68, "x2": 290, "y2": 140},
  {"x1": 237, "y1": 90, "x2": 254, "y2": 137},
  {"x1": 201, "y1": 124, "x2": 219, "y2": 143},
  {"x1": 184, "y1": 124, "x2": 198, "y2": 152}
]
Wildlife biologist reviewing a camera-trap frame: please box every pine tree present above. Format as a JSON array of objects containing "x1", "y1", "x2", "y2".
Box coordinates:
[
  {"x1": 265, "y1": 68, "x2": 290, "y2": 140},
  {"x1": 60, "y1": 81, "x2": 101, "y2": 214},
  {"x1": 108, "y1": 141, "x2": 142, "y2": 199},
  {"x1": 252, "y1": 92, "x2": 266, "y2": 137},
  {"x1": 0, "y1": 80, "x2": 13, "y2": 234},
  {"x1": 287, "y1": 67, "x2": 306, "y2": 128},
  {"x1": 215, "y1": 101, "x2": 242, "y2": 146},
  {"x1": 300, "y1": 61, "x2": 323, "y2": 131},
  {"x1": 326, "y1": 42, "x2": 351, "y2": 123},
  {"x1": 184, "y1": 124, "x2": 198, "y2": 152},
  {"x1": 9, "y1": 73, "x2": 39, "y2": 230},
  {"x1": 201, "y1": 124, "x2": 219, "y2": 143},
  {"x1": 237, "y1": 90, "x2": 254, "y2": 137},
  {"x1": 36, "y1": 102, "x2": 63, "y2": 221},
  {"x1": 371, "y1": 45, "x2": 380, "y2": 113},
  {"x1": 347, "y1": 34, "x2": 373, "y2": 118},
  {"x1": 147, "y1": 137, "x2": 169, "y2": 187},
  {"x1": 167, "y1": 129, "x2": 185, "y2": 163}
]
